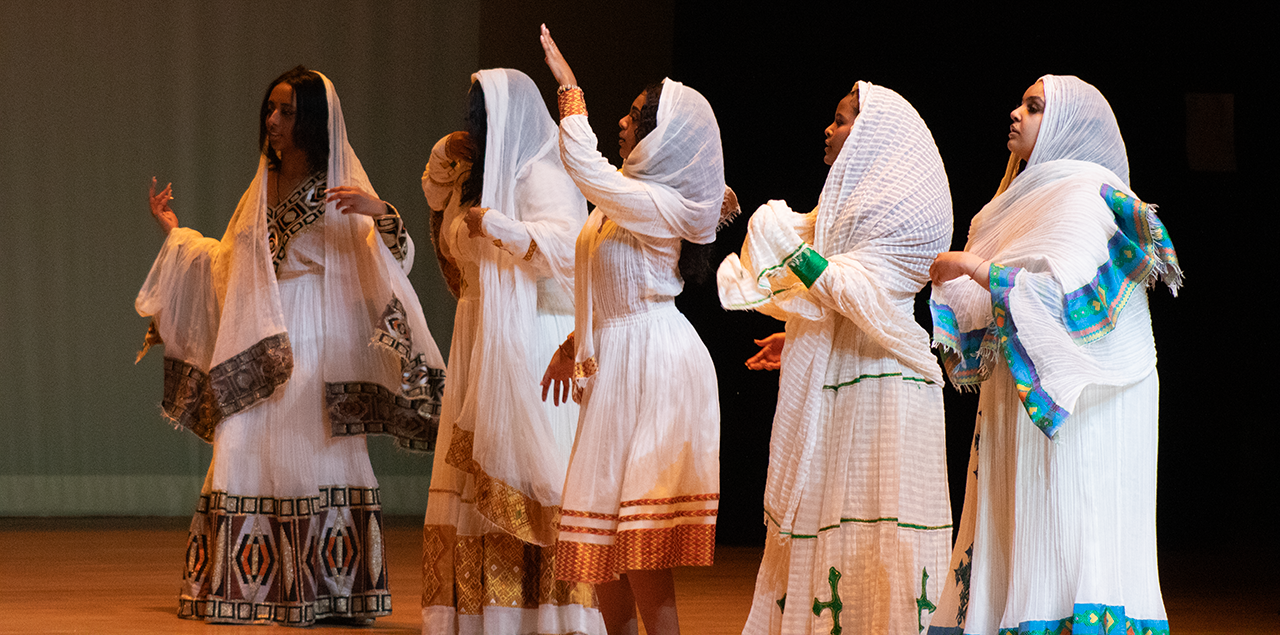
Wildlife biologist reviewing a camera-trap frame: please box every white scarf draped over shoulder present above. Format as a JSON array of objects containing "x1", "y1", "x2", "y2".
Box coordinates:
[
  {"x1": 444, "y1": 68, "x2": 587, "y2": 546},
  {"x1": 558, "y1": 78, "x2": 725, "y2": 381},
  {"x1": 719, "y1": 82, "x2": 953, "y2": 536},
  {"x1": 930, "y1": 75, "x2": 1182, "y2": 440},
  {"x1": 136, "y1": 71, "x2": 446, "y2": 450}
]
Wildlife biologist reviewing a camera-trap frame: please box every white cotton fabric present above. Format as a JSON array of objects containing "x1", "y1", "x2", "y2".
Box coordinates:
[
  {"x1": 137, "y1": 71, "x2": 445, "y2": 406},
  {"x1": 569, "y1": 78, "x2": 725, "y2": 380},
  {"x1": 721, "y1": 82, "x2": 955, "y2": 634},
  {"x1": 932, "y1": 76, "x2": 1153, "y2": 427},
  {"x1": 926, "y1": 75, "x2": 1169, "y2": 634},
  {"x1": 420, "y1": 69, "x2": 603, "y2": 635},
  {"x1": 448, "y1": 69, "x2": 586, "y2": 540},
  {"x1": 554, "y1": 79, "x2": 721, "y2": 581}
]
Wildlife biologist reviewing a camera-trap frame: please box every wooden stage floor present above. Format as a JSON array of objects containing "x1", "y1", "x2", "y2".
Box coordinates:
[{"x1": 0, "y1": 516, "x2": 1276, "y2": 634}]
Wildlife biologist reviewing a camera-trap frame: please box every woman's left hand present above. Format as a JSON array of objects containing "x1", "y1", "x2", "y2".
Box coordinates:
[
  {"x1": 930, "y1": 251, "x2": 991, "y2": 286},
  {"x1": 326, "y1": 185, "x2": 386, "y2": 217},
  {"x1": 464, "y1": 206, "x2": 488, "y2": 238},
  {"x1": 541, "y1": 347, "x2": 574, "y2": 406},
  {"x1": 539, "y1": 23, "x2": 577, "y2": 88}
]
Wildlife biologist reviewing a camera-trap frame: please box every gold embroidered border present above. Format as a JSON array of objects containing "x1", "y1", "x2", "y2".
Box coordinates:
[
  {"x1": 620, "y1": 509, "x2": 719, "y2": 523},
  {"x1": 616, "y1": 523, "x2": 716, "y2": 571},
  {"x1": 561, "y1": 509, "x2": 619, "y2": 521},
  {"x1": 444, "y1": 422, "x2": 560, "y2": 545},
  {"x1": 522, "y1": 238, "x2": 539, "y2": 261},
  {"x1": 620, "y1": 493, "x2": 720, "y2": 508},
  {"x1": 455, "y1": 535, "x2": 484, "y2": 615},
  {"x1": 556, "y1": 524, "x2": 716, "y2": 584},
  {"x1": 422, "y1": 524, "x2": 455, "y2": 608},
  {"x1": 559, "y1": 525, "x2": 615, "y2": 537},
  {"x1": 557, "y1": 87, "x2": 587, "y2": 118},
  {"x1": 555, "y1": 540, "x2": 615, "y2": 584},
  {"x1": 325, "y1": 381, "x2": 438, "y2": 452}
]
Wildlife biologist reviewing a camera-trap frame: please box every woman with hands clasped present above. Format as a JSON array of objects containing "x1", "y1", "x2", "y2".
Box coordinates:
[
  {"x1": 139, "y1": 66, "x2": 444, "y2": 626},
  {"x1": 538, "y1": 24, "x2": 725, "y2": 635},
  {"x1": 925, "y1": 77, "x2": 1178, "y2": 634},
  {"x1": 717, "y1": 82, "x2": 954, "y2": 634}
]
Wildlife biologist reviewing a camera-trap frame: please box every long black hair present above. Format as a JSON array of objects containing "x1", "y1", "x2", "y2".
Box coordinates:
[
  {"x1": 259, "y1": 66, "x2": 328, "y2": 173},
  {"x1": 459, "y1": 82, "x2": 488, "y2": 206},
  {"x1": 632, "y1": 81, "x2": 720, "y2": 286}
]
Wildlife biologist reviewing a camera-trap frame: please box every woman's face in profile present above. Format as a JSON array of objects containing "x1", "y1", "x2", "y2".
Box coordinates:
[
  {"x1": 618, "y1": 92, "x2": 646, "y2": 160},
  {"x1": 1008, "y1": 80, "x2": 1044, "y2": 162},
  {"x1": 265, "y1": 82, "x2": 298, "y2": 156},
  {"x1": 824, "y1": 89, "x2": 859, "y2": 166}
]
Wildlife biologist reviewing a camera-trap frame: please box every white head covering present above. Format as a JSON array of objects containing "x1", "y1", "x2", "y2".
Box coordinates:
[
  {"x1": 722, "y1": 82, "x2": 953, "y2": 536},
  {"x1": 138, "y1": 69, "x2": 445, "y2": 448},
  {"x1": 621, "y1": 78, "x2": 725, "y2": 244},
  {"x1": 444, "y1": 68, "x2": 587, "y2": 545},
  {"x1": 932, "y1": 75, "x2": 1175, "y2": 439}
]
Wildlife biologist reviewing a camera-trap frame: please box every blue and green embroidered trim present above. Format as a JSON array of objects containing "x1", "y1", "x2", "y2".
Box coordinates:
[
  {"x1": 1061, "y1": 231, "x2": 1150, "y2": 343},
  {"x1": 930, "y1": 300, "x2": 995, "y2": 388},
  {"x1": 1102, "y1": 184, "x2": 1182, "y2": 294},
  {"x1": 993, "y1": 603, "x2": 1170, "y2": 635},
  {"x1": 823, "y1": 372, "x2": 934, "y2": 391},
  {"x1": 787, "y1": 244, "x2": 829, "y2": 288},
  {"x1": 765, "y1": 508, "x2": 951, "y2": 539},
  {"x1": 989, "y1": 263, "x2": 1071, "y2": 438}
]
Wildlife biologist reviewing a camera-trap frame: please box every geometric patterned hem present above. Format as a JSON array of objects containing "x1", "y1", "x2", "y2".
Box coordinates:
[
  {"x1": 928, "y1": 603, "x2": 1170, "y2": 635},
  {"x1": 442, "y1": 422, "x2": 561, "y2": 545},
  {"x1": 179, "y1": 486, "x2": 390, "y2": 627},
  {"x1": 555, "y1": 523, "x2": 716, "y2": 584},
  {"x1": 177, "y1": 591, "x2": 390, "y2": 625}
]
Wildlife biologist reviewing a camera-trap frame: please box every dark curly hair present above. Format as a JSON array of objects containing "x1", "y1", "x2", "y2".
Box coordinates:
[
  {"x1": 632, "y1": 81, "x2": 663, "y2": 146},
  {"x1": 259, "y1": 66, "x2": 329, "y2": 173},
  {"x1": 630, "y1": 80, "x2": 719, "y2": 286},
  {"x1": 459, "y1": 82, "x2": 488, "y2": 206}
]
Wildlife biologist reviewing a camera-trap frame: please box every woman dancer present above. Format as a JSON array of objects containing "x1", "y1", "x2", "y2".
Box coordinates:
[
  {"x1": 420, "y1": 68, "x2": 604, "y2": 634},
  {"x1": 138, "y1": 66, "x2": 444, "y2": 626},
  {"x1": 926, "y1": 76, "x2": 1178, "y2": 634},
  {"x1": 718, "y1": 82, "x2": 954, "y2": 634},
  {"x1": 539, "y1": 25, "x2": 724, "y2": 635}
]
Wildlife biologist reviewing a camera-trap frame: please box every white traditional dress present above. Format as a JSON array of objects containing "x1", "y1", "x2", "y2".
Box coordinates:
[
  {"x1": 419, "y1": 69, "x2": 604, "y2": 635},
  {"x1": 925, "y1": 76, "x2": 1179, "y2": 635},
  {"x1": 552, "y1": 79, "x2": 724, "y2": 584},
  {"x1": 136, "y1": 72, "x2": 445, "y2": 626},
  {"x1": 718, "y1": 82, "x2": 955, "y2": 634}
]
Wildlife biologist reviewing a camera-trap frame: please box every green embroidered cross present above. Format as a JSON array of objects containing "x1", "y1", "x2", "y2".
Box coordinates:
[
  {"x1": 916, "y1": 567, "x2": 936, "y2": 632},
  {"x1": 811, "y1": 567, "x2": 843, "y2": 635}
]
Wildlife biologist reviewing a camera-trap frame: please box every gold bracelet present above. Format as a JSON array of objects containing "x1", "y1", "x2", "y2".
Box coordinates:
[{"x1": 557, "y1": 87, "x2": 587, "y2": 119}]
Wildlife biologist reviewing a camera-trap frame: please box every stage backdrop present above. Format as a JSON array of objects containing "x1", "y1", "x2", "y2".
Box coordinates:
[{"x1": 0, "y1": 0, "x2": 475, "y2": 515}]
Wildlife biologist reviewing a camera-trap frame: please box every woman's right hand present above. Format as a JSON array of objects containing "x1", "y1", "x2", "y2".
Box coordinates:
[
  {"x1": 541, "y1": 346, "x2": 575, "y2": 406},
  {"x1": 149, "y1": 177, "x2": 178, "y2": 236},
  {"x1": 746, "y1": 332, "x2": 785, "y2": 371},
  {"x1": 539, "y1": 23, "x2": 577, "y2": 88}
]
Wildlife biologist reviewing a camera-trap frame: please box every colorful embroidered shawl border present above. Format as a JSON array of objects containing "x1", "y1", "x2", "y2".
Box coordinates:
[
  {"x1": 1102, "y1": 184, "x2": 1181, "y2": 293},
  {"x1": 1062, "y1": 231, "x2": 1151, "y2": 343},
  {"x1": 989, "y1": 602, "x2": 1170, "y2": 635},
  {"x1": 989, "y1": 264, "x2": 1071, "y2": 438},
  {"x1": 929, "y1": 300, "x2": 993, "y2": 388}
]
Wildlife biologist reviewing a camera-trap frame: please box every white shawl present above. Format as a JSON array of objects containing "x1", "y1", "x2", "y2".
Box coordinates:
[
  {"x1": 137, "y1": 71, "x2": 445, "y2": 448},
  {"x1": 930, "y1": 75, "x2": 1181, "y2": 439},
  {"x1": 443, "y1": 69, "x2": 587, "y2": 545},
  {"x1": 560, "y1": 78, "x2": 725, "y2": 382},
  {"x1": 719, "y1": 82, "x2": 953, "y2": 536}
]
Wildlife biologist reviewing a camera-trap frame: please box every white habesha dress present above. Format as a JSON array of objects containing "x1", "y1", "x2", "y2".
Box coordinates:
[
  {"x1": 552, "y1": 80, "x2": 724, "y2": 584},
  {"x1": 925, "y1": 76, "x2": 1178, "y2": 635},
  {"x1": 718, "y1": 82, "x2": 955, "y2": 635},
  {"x1": 136, "y1": 72, "x2": 445, "y2": 627},
  {"x1": 419, "y1": 69, "x2": 605, "y2": 635}
]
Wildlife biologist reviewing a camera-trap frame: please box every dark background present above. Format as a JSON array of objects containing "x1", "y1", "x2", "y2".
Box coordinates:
[{"x1": 473, "y1": 1, "x2": 1277, "y2": 562}]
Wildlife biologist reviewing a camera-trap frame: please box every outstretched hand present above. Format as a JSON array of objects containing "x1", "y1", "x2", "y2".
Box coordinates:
[
  {"x1": 326, "y1": 186, "x2": 386, "y2": 217},
  {"x1": 149, "y1": 176, "x2": 178, "y2": 236},
  {"x1": 539, "y1": 23, "x2": 577, "y2": 88},
  {"x1": 746, "y1": 332, "x2": 785, "y2": 371}
]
